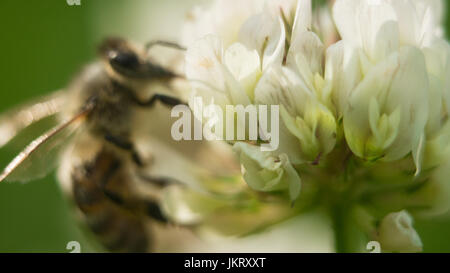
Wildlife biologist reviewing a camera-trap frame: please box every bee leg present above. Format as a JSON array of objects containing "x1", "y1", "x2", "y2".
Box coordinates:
[
  {"x1": 90, "y1": 159, "x2": 168, "y2": 223},
  {"x1": 104, "y1": 134, "x2": 145, "y2": 167},
  {"x1": 103, "y1": 186, "x2": 169, "y2": 223},
  {"x1": 131, "y1": 153, "x2": 145, "y2": 167},
  {"x1": 136, "y1": 173, "x2": 183, "y2": 188},
  {"x1": 144, "y1": 199, "x2": 169, "y2": 223},
  {"x1": 102, "y1": 191, "x2": 169, "y2": 224},
  {"x1": 100, "y1": 183, "x2": 170, "y2": 224},
  {"x1": 134, "y1": 93, "x2": 187, "y2": 108},
  {"x1": 145, "y1": 40, "x2": 186, "y2": 52}
]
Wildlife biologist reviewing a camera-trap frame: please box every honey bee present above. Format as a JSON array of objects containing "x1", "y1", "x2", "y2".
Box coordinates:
[{"x1": 0, "y1": 37, "x2": 191, "y2": 252}]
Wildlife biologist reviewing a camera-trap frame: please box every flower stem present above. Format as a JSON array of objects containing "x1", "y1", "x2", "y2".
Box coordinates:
[{"x1": 332, "y1": 202, "x2": 354, "y2": 253}]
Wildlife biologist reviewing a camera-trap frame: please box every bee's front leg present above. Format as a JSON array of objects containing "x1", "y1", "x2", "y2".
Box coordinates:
[{"x1": 133, "y1": 93, "x2": 187, "y2": 108}]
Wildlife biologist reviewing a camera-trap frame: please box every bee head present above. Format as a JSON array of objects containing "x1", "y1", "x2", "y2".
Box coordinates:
[
  {"x1": 98, "y1": 37, "x2": 177, "y2": 80},
  {"x1": 98, "y1": 37, "x2": 142, "y2": 77}
]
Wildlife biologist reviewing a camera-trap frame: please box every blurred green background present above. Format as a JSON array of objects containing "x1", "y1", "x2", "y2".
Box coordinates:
[{"x1": 0, "y1": 0, "x2": 449, "y2": 252}]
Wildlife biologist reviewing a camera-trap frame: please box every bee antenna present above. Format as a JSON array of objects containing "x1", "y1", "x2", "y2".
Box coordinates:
[{"x1": 145, "y1": 40, "x2": 187, "y2": 52}]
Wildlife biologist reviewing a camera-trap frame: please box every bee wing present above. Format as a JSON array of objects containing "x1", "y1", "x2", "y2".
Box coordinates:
[
  {"x1": 0, "y1": 90, "x2": 65, "y2": 148},
  {"x1": 0, "y1": 107, "x2": 91, "y2": 183}
]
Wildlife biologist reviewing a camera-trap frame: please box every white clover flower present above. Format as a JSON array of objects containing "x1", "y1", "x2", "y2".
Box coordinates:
[
  {"x1": 422, "y1": 38, "x2": 450, "y2": 147},
  {"x1": 332, "y1": 0, "x2": 450, "y2": 169},
  {"x1": 255, "y1": 65, "x2": 337, "y2": 162},
  {"x1": 377, "y1": 210, "x2": 423, "y2": 253},
  {"x1": 343, "y1": 46, "x2": 429, "y2": 162},
  {"x1": 182, "y1": 0, "x2": 264, "y2": 48},
  {"x1": 233, "y1": 142, "x2": 301, "y2": 201},
  {"x1": 171, "y1": 0, "x2": 450, "y2": 253},
  {"x1": 182, "y1": 0, "x2": 329, "y2": 214},
  {"x1": 312, "y1": 3, "x2": 339, "y2": 48},
  {"x1": 185, "y1": 0, "x2": 337, "y2": 160},
  {"x1": 185, "y1": 5, "x2": 287, "y2": 106},
  {"x1": 185, "y1": 0, "x2": 310, "y2": 105},
  {"x1": 333, "y1": 0, "x2": 444, "y2": 56},
  {"x1": 186, "y1": 34, "x2": 253, "y2": 108},
  {"x1": 324, "y1": 40, "x2": 362, "y2": 118}
]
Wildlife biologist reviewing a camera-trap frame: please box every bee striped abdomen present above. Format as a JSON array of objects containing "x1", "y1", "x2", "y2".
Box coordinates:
[{"x1": 71, "y1": 149, "x2": 150, "y2": 252}]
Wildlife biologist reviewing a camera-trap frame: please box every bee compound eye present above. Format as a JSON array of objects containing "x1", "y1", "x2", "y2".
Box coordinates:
[{"x1": 109, "y1": 51, "x2": 139, "y2": 71}]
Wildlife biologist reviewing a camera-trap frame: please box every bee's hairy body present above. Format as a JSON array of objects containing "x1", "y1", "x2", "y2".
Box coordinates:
[
  {"x1": 0, "y1": 37, "x2": 187, "y2": 252},
  {"x1": 72, "y1": 148, "x2": 153, "y2": 252},
  {"x1": 66, "y1": 63, "x2": 135, "y2": 139},
  {"x1": 59, "y1": 38, "x2": 184, "y2": 252},
  {"x1": 67, "y1": 67, "x2": 151, "y2": 250}
]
